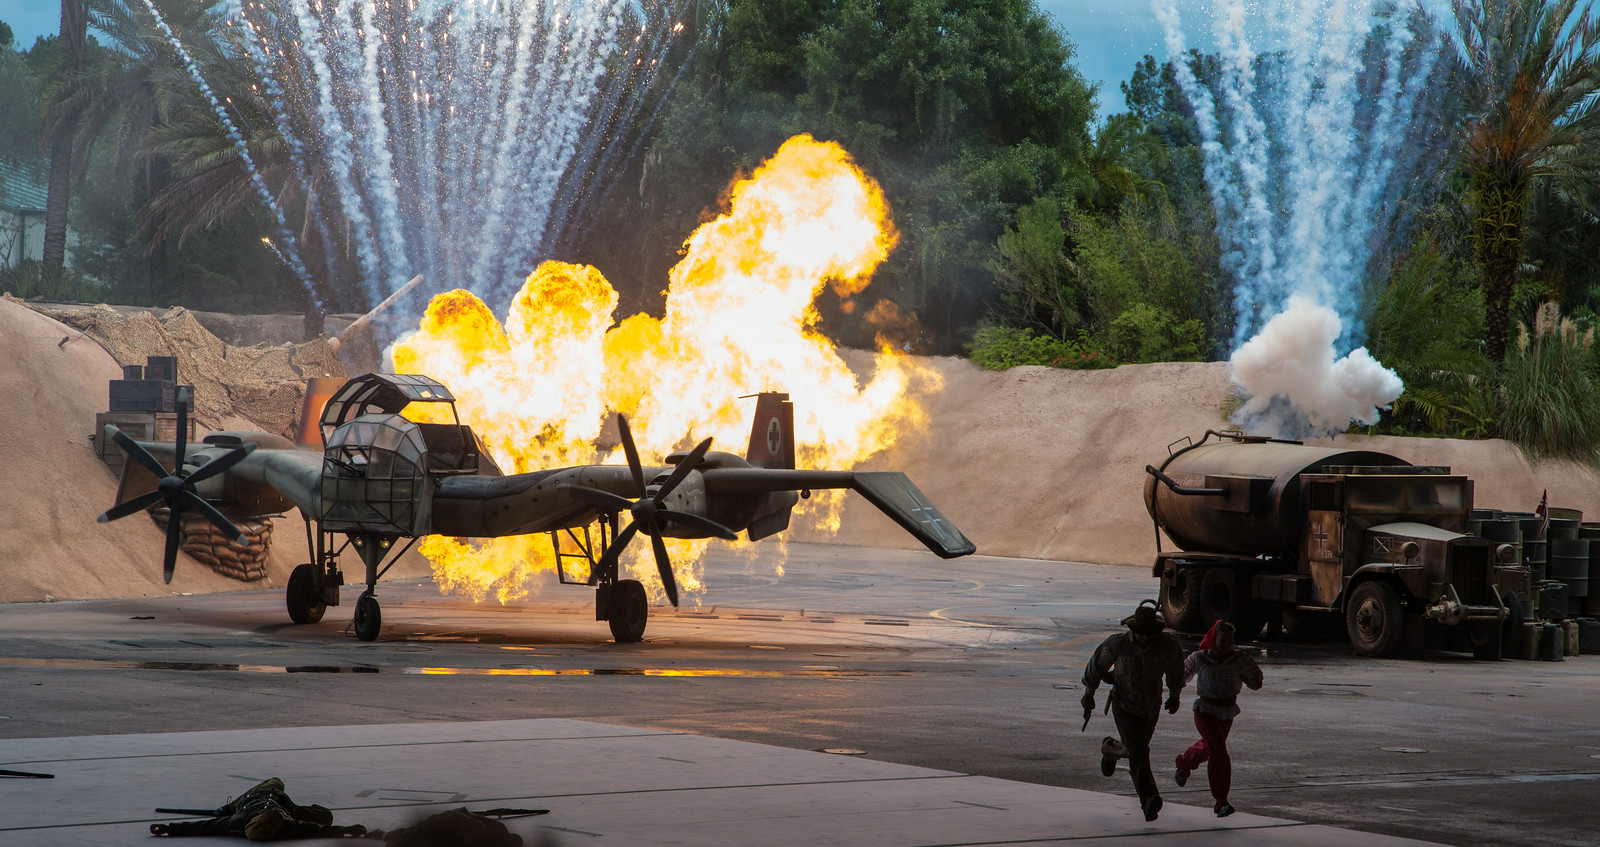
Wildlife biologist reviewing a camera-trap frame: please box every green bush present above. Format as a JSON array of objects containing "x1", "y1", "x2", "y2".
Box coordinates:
[
  {"x1": 967, "y1": 326, "x2": 1072, "y2": 369},
  {"x1": 965, "y1": 325, "x2": 1120, "y2": 370},
  {"x1": 1104, "y1": 302, "x2": 1206, "y2": 363},
  {"x1": 0, "y1": 260, "x2": 116, "y2": 303},
  {"x1": 1365, "y1": 242, "x2": 1487, "y2": 437}
]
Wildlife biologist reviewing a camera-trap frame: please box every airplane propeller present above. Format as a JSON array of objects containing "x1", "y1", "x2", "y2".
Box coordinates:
[
  {"x1": 97, "y1": 387, "x2": 256, "y2": 584},
  {"x1": 559, "y1": 415, "x2": 736, "y2": 606}
]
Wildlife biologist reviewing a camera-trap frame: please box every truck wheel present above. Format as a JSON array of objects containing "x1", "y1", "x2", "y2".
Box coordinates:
[
  {"x1": 1160, "y1": 568, "x2": 1206, "y2": 633},
  {"x1": 1499, "y1": 591, "x2": 1525, "y2": 657},
  {"x1": 1199, "y1": 569, "x2": 1237, "y2": 629},
  {"x1": 1346, "y1": 581, "x2": 1402, "y2": 657},
  {"x1": 1233, "y1": 604, "x2": 1268, "y2": 642}
]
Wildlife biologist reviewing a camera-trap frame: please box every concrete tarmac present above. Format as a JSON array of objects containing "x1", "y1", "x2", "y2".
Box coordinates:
[
  {"x1": 0, "y1": 719, "x2": 1445, "y2": 846},
  {"x1": 0, "y1": 543, "x2": 1594, "y2": 846}
]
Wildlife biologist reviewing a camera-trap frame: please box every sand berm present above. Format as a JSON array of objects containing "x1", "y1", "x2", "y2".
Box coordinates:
[{"x1": 3, "y1": 296, "x2": 1597, "y2": 603}]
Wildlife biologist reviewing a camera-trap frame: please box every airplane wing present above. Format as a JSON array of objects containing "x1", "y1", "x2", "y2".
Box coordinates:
[
  {"x1": 107, "y1": 427, "x2": 322, "y2": 518},
  {"x1": 700, "y1": 468, "x2": 976, "y2": 558}
]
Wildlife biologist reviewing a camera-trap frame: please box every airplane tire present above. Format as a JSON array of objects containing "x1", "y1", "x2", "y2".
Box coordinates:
[
  {"x1": 1345, "y1": 581, "x2": 1402, "y2": 657},
  {"x1": 286, "y1": 563, "x2": 326, "y2": 624},
  {"x1": 608, "y1": 579, "x2": 648, "y2": 643},
  {"x1": 354, "y1": 592, "x2": 381, "y2": 642}
]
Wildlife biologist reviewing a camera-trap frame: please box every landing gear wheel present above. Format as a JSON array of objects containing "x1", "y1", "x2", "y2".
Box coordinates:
[
  {"x1": 354, "y1": 592, "x2": 381, "y2": 642},
  {"x1": 608, "y1": 579, "x2": 649, "y2": 643},
  {"x1": 1160, "y1": 567, "x2": 1206, "y2": 633},
  {"x1": 1346, "y1": 581, "x2": 1402, "y2": 657},
  {"x1": 286, "y1": 563, "x2": 326, "y2": 624}
]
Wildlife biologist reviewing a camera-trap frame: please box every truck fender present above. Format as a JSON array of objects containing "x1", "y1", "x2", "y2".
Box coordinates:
[{"x1": 1340, "y1": 565, "x2": 1420, "y2": 610}]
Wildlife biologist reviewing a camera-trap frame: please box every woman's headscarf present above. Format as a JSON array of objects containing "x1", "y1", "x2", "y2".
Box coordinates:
[{"x1": 1197, "y1": 619, "x2": 1238, "y2": 657}]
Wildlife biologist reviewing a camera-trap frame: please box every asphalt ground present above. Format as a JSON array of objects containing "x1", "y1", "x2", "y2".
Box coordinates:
[{"x1": 0, "y1": 543, "x2": 1594, "y2": 846}]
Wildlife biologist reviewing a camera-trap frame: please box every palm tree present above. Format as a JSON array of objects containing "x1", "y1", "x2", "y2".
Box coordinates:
[
  {"x1": 41, "y1": 0, "x2": 88, "y2": 275},
  {"x1": 44, "y1": 0, "x2": 232, "y2": 298},
  {"x1": 1081, "y1": 113, "x2": 1165, "y2": 214},
  {"x1": 1453, "y1": 0, "x2": 1600, "y2": 361}
]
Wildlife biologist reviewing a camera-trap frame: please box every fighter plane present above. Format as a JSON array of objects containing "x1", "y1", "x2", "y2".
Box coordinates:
[{"x1": 98, "y1": 373, "x2": 975, "y2": 642}]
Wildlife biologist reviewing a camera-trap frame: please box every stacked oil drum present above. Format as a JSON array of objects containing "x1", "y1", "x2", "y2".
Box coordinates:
[{"x1": 1470, "y1": 507, "x2": 1600, "y2": 659}]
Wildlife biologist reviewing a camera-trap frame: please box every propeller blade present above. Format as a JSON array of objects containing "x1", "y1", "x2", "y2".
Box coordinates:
[
  {"x1": 184, "y1": 492, "x2": 248, "y2": 546},
  {"x1": 649, "y1": 531, "x2": 679, "y2": 607},
  {"x1": 173, "y1": 387, "x2": 189, "y2": 474},
  {"x1": 595, "y1": 520, "x2": 641, "y2": 580},
  {"x1": 616, "y1": 415, "x2": 647, "y2": 498},
  {"x1": 98, "y1": 490, "x2": 164, "y2": 523},
  {"x1": 654, "y1": 437, "x2": 713, "y2": 502},
  {"x1": 182, "y1": 443, "x2": 256, "y2": 486},
  {"x1": 111, "y1": 428, "x2": 172, "y2": 479},
  {"x1": 162, "y1": 510, "x2": 182, "y2": 584},
  {"x1": 559, "y1": 484, "x2": 634, "y2": 514},
  {"x1": 658, "y1": 509, "x2": 739, "y2": 541}
]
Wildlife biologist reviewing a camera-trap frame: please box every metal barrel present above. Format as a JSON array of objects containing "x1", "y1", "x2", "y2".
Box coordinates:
[
  {"x1": 1480, "y1": 519, "x2": 1522, "y2": 578},
  {"x1": 1549, "y1": 516, "x2": 1581, "y2": 540},
  {"x1": 1519, "y1": 517, "x2": 1548, "y2": 581},
  {"x1": 1550, "y1": 539, "x2": 1589, "y2": 598},
  {"x1": 1469, "y1": 508, "x2": 1499, "y2": 537},
  {"x1": 1583, "y1": 524, "x2": 1600, "y2": 608}
]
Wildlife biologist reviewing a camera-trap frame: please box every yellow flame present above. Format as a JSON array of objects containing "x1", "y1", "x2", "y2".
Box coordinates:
[{"x1": 389, "y1": 134, "x2": 939, "y2": 604}]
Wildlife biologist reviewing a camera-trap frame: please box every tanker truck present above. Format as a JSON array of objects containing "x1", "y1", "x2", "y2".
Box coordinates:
[{"x1": 1144, "y1": 430, "x2": 1531, "y2": 659}]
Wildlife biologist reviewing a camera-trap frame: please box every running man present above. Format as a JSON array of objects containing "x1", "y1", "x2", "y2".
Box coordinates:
[{"x1": 1082, "y1": 599, "x2": 1185, "y2": 822}]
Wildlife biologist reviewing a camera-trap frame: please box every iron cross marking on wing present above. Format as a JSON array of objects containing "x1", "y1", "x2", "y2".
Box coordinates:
[{"x1": 906, "y1": 489, "x2": 951, "y2": 544}]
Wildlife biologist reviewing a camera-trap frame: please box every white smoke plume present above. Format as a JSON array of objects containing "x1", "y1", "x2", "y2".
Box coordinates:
[{"x1": 1229, "y1": 296, "x2": 1403, "y2": 436}]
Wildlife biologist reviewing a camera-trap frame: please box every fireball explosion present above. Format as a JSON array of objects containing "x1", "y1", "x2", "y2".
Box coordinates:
[{"x1": 390, "y1": 135, "x2": 938, "y2": 604}]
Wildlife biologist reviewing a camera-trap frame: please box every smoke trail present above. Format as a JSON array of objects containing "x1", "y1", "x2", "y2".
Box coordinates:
[
  {"x1": 223, "y1": 0, "x2": 683, "y2": 322},
  {"x1": 1153, "y1": 0, "x2": 1434, "y2": 435},
  {"x1": 134, "y1": 0, "x2": 321, "y2": 310}
]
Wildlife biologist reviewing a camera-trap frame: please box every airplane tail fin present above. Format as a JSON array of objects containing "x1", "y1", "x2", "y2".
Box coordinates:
[{"x1": 745, "y1": 392, "x2": 795, "y2": 469}]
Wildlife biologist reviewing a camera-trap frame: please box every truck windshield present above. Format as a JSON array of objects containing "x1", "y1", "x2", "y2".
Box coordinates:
[{"x1": 1345, "y1": 479, "x2": 1465, "y2": 514}]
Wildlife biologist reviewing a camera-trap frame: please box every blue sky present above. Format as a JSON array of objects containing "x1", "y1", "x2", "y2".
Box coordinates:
[
  {"x1": 0, "y1": 1, "x2": 1448, "y2": 116},
  {"x1": 0, "y1": 1, "x2": 1191, "y2": 111}
]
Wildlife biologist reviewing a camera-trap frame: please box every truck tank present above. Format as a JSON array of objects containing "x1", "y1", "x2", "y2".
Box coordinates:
[{"x1": 1143, "y1": 433, "x2": 1410, "y2": 557}]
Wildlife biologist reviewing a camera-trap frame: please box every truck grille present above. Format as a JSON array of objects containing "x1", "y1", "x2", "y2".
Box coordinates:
[{"x1": 1450, "y1": 543, "x2": 1491, "y2": 604}]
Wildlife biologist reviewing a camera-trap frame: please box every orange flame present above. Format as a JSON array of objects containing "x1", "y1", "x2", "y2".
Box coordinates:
[{"x1": 389, "y1": 134, "x2": 939, "y2": 604}]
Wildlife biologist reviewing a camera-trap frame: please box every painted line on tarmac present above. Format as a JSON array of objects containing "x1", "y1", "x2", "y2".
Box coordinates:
[{"x1": 1289, "y1": 770, "x2": 1600, "y2": 790}]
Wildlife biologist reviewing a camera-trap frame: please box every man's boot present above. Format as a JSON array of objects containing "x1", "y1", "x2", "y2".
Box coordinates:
[
  {"x1": 1142, "y1": 793, "x2": 1163, "y2": 822},
  {"x1": 1100, "y1": 736, "x2": 1125, "y2": 777}
]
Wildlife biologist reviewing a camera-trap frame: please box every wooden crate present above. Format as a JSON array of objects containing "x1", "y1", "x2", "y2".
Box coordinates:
[{"x1": 95, "y1": 411, "x2": 194, "y2": 471}]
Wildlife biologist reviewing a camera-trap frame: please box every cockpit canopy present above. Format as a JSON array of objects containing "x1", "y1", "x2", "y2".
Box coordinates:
[
  {"x1": 319, "y1": 373, "x2": 456, "y2": 443},
  {"x1": 317, "y1": 374, "x2": 503, "y2": 535}
]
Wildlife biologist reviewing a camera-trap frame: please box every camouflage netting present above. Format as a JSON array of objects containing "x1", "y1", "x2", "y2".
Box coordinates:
[
  {"x1": 13, "y1": 297, "x2": 347, "y2": 582},
  {"x1": 14, "y1": 298, "x2": 346, "y2": 437}
]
